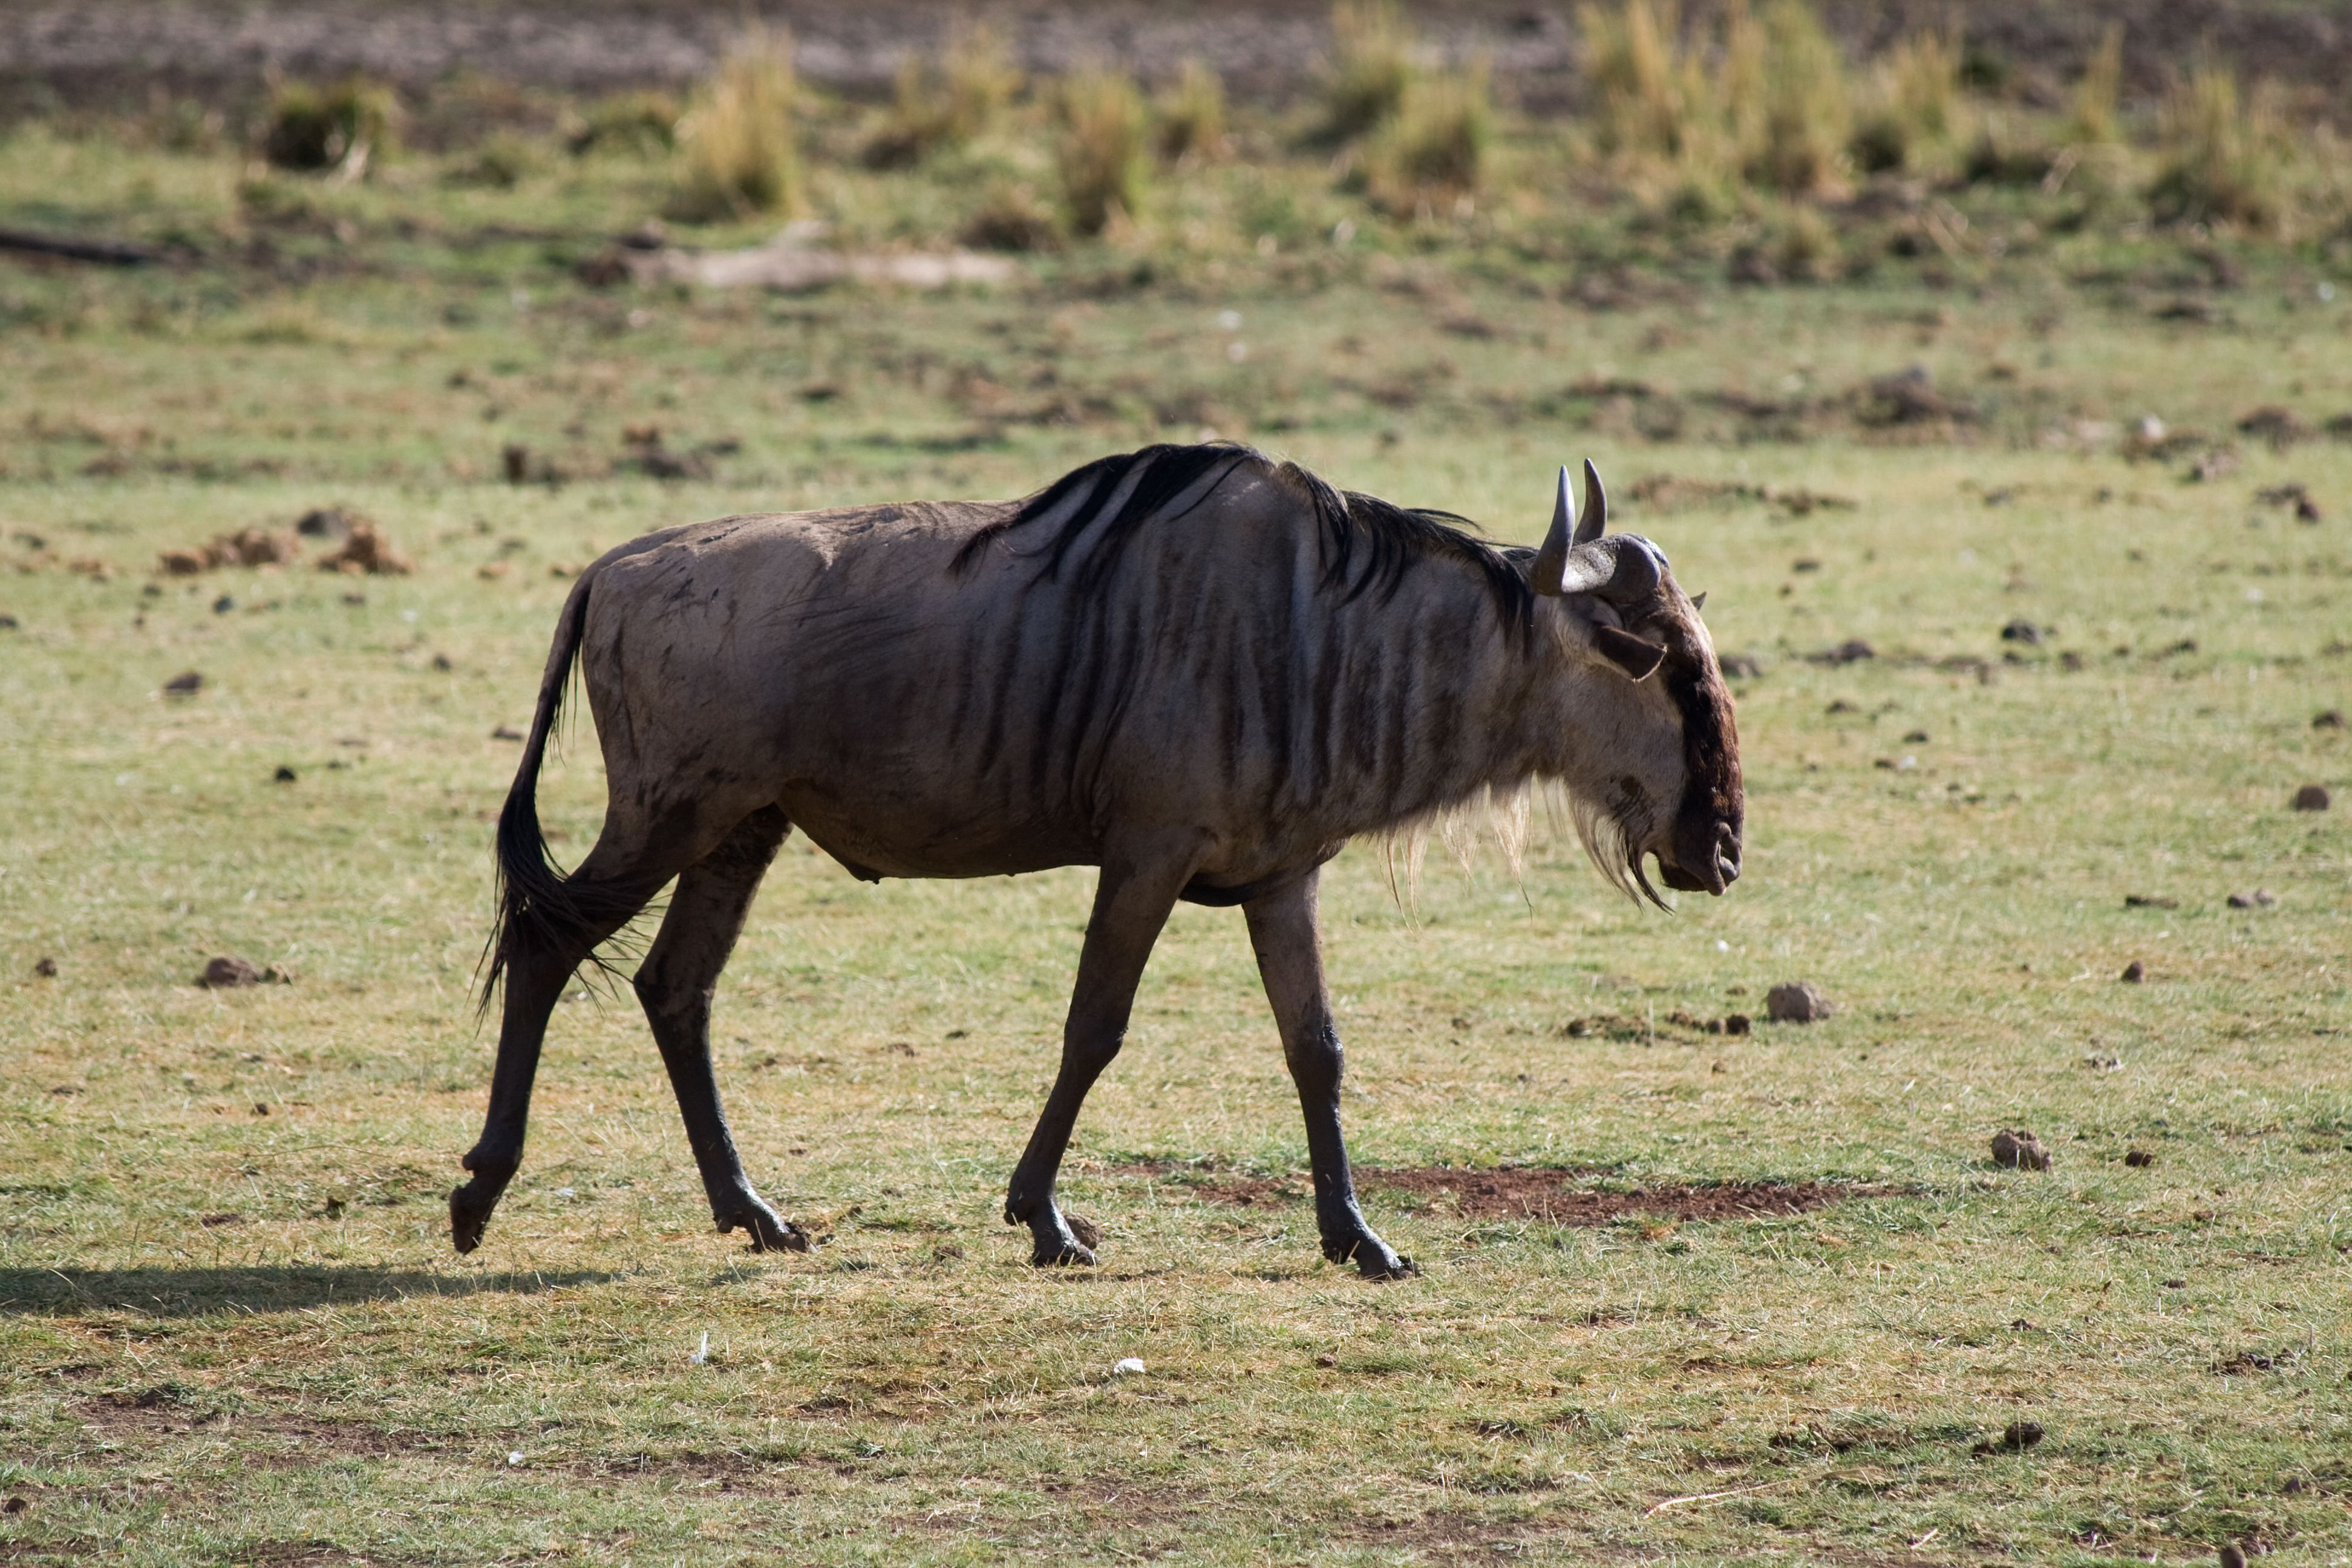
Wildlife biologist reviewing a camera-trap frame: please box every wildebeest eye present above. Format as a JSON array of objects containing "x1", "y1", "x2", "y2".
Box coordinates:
[{"x1": 1593, "y1": 624, "x2": 1666, "y2": 681}]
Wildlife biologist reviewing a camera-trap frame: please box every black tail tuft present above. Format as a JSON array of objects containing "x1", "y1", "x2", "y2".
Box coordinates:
[{"x1": 475, "y1": 573, "x2": 646, "y2": 1015}]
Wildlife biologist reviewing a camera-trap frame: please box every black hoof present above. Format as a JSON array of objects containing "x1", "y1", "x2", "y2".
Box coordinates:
[
  {"x1": 1033, "y1": 1238, "x2": 1099, "y2": 1268},
  {"x1": 716, "y1": 1195, "x2": 809, "y2": 1253},
  {"x1": 449, "y1": 1186, "x2": 490, "y2": 1255},
  {"x1": 1327, "y1": 1233, "x2": 1417, "y2": 1279}
]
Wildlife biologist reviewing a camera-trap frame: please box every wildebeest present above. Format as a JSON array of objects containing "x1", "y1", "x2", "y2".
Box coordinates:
[{"x1": 452, "y1": 443, "x2": 1741, "y2": 1278}]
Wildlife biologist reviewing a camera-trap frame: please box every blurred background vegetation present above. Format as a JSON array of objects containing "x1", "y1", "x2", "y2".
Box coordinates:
[{"x1": 1, "y1": 0, "x2": 2346, "y2": 284}]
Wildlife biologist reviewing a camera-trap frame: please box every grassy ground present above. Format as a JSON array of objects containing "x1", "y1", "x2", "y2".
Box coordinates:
[{"x1": 2, "y1": 102, "x2": 2350, "y2": 1565}]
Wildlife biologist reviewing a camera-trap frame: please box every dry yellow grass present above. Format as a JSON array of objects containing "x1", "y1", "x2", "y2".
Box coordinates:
[{"x1": 669, "y1": 25, "x2": 800, "y2": 223}]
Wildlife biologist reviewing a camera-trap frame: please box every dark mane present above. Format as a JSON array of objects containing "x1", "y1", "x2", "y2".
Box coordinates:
[{"x1": 950, "y1": 442, "x2": 1536, "y2": 642}]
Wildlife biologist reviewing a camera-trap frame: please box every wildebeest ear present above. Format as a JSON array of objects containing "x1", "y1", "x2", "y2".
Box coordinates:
[
  {"x1": 1690, "y1": 590, "x2": 1708, "y2": 612},
  {"x1": 1593, "y1": 624, "x2": 1667, "y2": 681}
]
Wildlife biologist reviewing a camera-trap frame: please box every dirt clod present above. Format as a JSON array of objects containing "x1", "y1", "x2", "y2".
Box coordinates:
[
  {"x1": 198, "y1": 955, "x2": 290, "y2": 988},
  {"x1": 1765, "y1": 981, "x2": 1831, "y2": 1023},
  {"x1": 34, "y1": 956, "x2": 57, "y2": 977},
  {"x1": 1065, "y1": 1212, "x2": 1103, "y2": 1251},
  {"x1": 2292, "y1": 783, "x2": 2330, "y2": 811},
  {"x1": 2125, "y1": 1149, "x2": 2155, "y2": 1167},
  {"x1": 1991, "y1": 1128, "x2": 2051, "y2": 1171},
  {"x1": 2120, "y1": 960, "x2": 2145, "y2": 982},
  {"x1": 315, "y1": 521, "x2": 412, "y2": 575},
  {"x1": 162, "y1": 669, "x2": 204, "y2": 695}
]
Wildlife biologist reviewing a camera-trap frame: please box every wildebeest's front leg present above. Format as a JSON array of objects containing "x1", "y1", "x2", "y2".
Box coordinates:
[
  {"x1": 1244, "y1": 871, "x2": 1416, "y2": 1279},
  {"x1": 1004, "y1": 841, "x2": 1197, "y2": 1266},
  {"x1": 633, "y1": 806, "x2": 808, "y2": 1253}
]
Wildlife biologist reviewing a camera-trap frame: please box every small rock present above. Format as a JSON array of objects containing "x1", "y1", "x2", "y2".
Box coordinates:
[
  {"x1": 1765, "y1": 982, "x2": 1831, "y2": 1023},
  {"x1": 273, "y1": 765, "x2": 298, "y2": 783},
  {"x1": 2292, "y1": 783, "x2": 2330, "y2": 811},
  {"x1": 2295, "y1": 496, "x2": 2322, "y2": 523},
  {"x1": 1112, "y1": 1357, "x2": 1146, "y2": 1376},
  {"x1": 252, "y1": 1102, "x2": 270, "y2": 1116},
  {"x1": 2125, "y1": 1149, "x2": 2155, "y2": 1168},
  {"x1": 2315, "y1": 710, "x2": 2346, "y2": 730},
  {"x1": 1903, "y1": 729, "x2": 1930, "y2": 743},
  {"x1": 1999, "y1": 618, "x2": 2043, "y2": 645},
  {"x1": 33, "y1": 956, "x2": 57, "y2": 978},
  {"x1": 1066, "y1": 1212, "x2": 1104, "y2": 1252},
  {"x1": 1991, "y1": 1129, "x2": 2052, "y2": 1171},
  {"x1": 162, "y1": 669, "x2": 204, "y2": 695},
  {"x1": 295, "y1": 507, "x2": 358, "y2": 540},
  {"x1": 2120, "y1": 960, "x2": 2145, "y2": 983}
]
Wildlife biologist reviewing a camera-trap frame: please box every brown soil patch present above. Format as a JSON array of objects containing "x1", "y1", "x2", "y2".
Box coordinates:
[{"x1": 1128, "y1": 1163, "x2": 1886, "y2": 1223}]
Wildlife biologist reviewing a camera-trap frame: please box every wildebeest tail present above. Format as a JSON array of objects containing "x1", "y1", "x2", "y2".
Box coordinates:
[{"x1": 477, "y1": 566, "x2": 635, "y2": 1011}]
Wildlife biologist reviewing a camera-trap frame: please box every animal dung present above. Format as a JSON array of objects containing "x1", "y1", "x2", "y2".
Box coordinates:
[
  {"x1": 1980, "y1": 1419, "x2": 2043, "y2": 1455},
  {"x1": 1065, "y1": 1212, "x2": 1104, "y2": 1252},
  {"x1": 1999, "y1": 618, "x2": 2044, "y2": 645},
  {"x1": 162, "y1": 669, "x2": 204, "y2": 695},
  {"x1": 1765, "y1": 981, "x2": 1831, "y2": 1023},
  {"x1": 2124, "y1": 1148, "x2": 2155, "y2": 1168},
  {"x1": 2226, "y1": 889, "x2": 2275, "y2": 909},
  {"x1": 33, "y1": 956, "x2": 57, "y2": 977},
  {"x1": 2292, "y1": 783, "x2": 2330, "y2": 811},
  {"x1": 2123, "y1": 894, "x2": 2176, "y2": 909},
  {"x1": 313, "y1": 521, "x2": 412, "y2": 575},
  {"x1": 1991, "y1": 1129, "x2": 2051, "y2": 1171},
  {"x1": 491, "y1": 725, "x2": 526, "y2": 740},
  {"x1": 1702, "y1": 1013, "x2": 1751, "y2": 1036},
  {"x1": 157, "y1": 526, "x2": 298, "y2": 576},
  {"x1": 2120, "y1": 959, "x2": 2145, "y2": 982},
  {"x1": 273, "y1": 765, "x2": 298, "y2": 782},
  {"x1": 2314, "y1": 709, "x2": 2346, "y2": 730},
  {"x1": 197, "y1": 955, "x2": 291, "y2": 988},
  {"x1": 295, "y1": 506, "x2": 358, "y2": 540}
]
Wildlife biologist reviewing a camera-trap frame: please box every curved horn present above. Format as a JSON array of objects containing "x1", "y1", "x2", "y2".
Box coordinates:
[
  {"x1": 1572, "y1": 457, "x2": 1606, "y2": 545},
  {"x1": 1529, "y1": 464, "x2": 1575, "y2": 597}
]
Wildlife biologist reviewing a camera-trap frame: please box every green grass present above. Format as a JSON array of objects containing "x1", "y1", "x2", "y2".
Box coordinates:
[{"x1": 1, "y1": 98, "x2": 2350, "y2": 1566}]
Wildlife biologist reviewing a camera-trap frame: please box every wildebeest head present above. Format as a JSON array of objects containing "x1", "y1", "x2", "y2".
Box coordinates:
[{"x1": 1526, "y1": 462, "x2": 1744, "y2": 904}]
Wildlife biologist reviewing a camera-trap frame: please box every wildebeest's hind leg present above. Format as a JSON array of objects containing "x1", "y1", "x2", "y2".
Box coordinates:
[
  {"x1": 632, "y1": 805, "x2": 808, "y2": 1253},
  {"x1": 1004, "y1": 841, "x2": 1198, "y2": 1266},
  {"x1": 1244, "y1": 871, "x2": 1416, "y2": 1280},
  {"x1": 451, "y1": 825, "x2": 688, "y2": 1254}
]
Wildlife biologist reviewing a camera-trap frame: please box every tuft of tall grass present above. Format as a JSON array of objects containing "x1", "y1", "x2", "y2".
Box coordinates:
[
  {"x1": 865, "y1": 25, "x2": 1021, "y2": 168},
  {"x1": 1365, "y1": 63, "x2": 1492, "y2": 214},
  {"x1": 1851, "y1": 30, "x2": 1962, "y2": 175},
  {"x1": 2068, "y1": 24, "x2": 2125, "y2": 145},
  {"x1": 2149, "y1": 62, "x2": 2282, "y2": 232},
  {"x1": 1057, "y1": 69, "x2": 1149, "y2": 237},
  {"x1": 1740, "y1": 0, "x2": 1851, "y2": 197},
  {"x1": 1578, "y1": 0, "x2": 1705, "y2": 163},
  {"x1": 670, "y1": 27, "x2": 801, "y2": 223},
  {"x1": 1154, "y1": 59, "x2": 1229, "y2": 163},
  {"x1": 260, "y1": 76, "x2": 398, "y2": 176},
  {"x1": 1318, "y1": 0, "x2": 1414, "y2": 143}
]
